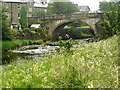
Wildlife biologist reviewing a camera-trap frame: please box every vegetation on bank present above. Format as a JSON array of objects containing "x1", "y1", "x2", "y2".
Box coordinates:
[
  {"x1": 99, "y1": 1, "x2": 120, "y2": 38},
  {"x1": 0, "y1": 5, "x2": 12, "y2": 41},
  {"x1": 1, "y1": 35, "x2": 118, "y2": 88},
  {"x1": 1, "y1": 40, "x2": 44, "y2": 51}
]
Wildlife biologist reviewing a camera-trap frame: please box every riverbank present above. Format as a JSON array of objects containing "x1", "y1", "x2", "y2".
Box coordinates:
[
  {"x1": 1, "y1": 35, "x2": 118, "y2": 88},
  {"x1": 1, "y1": 40, "x2": 44, "y2": 51}
]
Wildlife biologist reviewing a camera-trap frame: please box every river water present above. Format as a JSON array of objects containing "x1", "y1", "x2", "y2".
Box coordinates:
[
  {"x1": 2, "y1": 38, "x2": 94, "y2": 65},
  {"x1": 2, "y1": 45, "x2": 60, "y2": 65}
]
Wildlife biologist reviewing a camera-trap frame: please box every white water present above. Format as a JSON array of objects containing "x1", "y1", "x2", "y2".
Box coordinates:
[{"x1": 11, "y1": 45, "x2": 60, "y2": 55}]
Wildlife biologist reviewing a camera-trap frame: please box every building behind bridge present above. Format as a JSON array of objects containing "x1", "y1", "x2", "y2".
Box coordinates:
[
  {"x1": 79, "y1": 6, "x2": 90, "y2": 13},
  {"x1": 1, "y1": 0, "x2": 47, "y2": 29}
]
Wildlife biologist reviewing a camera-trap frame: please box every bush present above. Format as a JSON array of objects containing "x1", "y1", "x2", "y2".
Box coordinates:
[
  {"x1": 2, "y1": 29, "x2": 15, "y2": 41},
  {"x1": 58, "y1": 38, "x2": 75, "y2": 51},
  {"x1": 17, "y1": 28, "x2": 48, "y2": 40},
  {"x1": 9, "y1": 29, "x2": 18, "y2": 40}
]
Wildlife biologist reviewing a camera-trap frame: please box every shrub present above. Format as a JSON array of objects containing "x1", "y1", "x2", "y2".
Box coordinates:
[
  {"x1": 58, "y1": 38, "x2": 75, "y2": 51},
  {"x1": 99, "y1": 2, "x2": 120, "y2": 38}
]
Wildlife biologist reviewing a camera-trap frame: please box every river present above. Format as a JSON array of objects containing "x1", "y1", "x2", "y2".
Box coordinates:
[
  {"x1": 2, "y1": 45, "x2": 60, "y2": 65},
  {"x1": 2, "y1": 38, "x2": 95, "y2": 65}
]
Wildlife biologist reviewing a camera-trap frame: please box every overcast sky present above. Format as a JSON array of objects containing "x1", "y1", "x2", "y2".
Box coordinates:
[{"x1": 2, "y1": 0, "x2": 117, "y2": 11}]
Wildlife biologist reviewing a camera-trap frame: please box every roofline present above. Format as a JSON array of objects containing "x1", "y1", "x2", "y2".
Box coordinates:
[
  {"x1": 79, "y1": 5, "x2": 89, "y2": 7},
  {"x1": 79, "y1": 5, "x2": 90, "y2": 11}
]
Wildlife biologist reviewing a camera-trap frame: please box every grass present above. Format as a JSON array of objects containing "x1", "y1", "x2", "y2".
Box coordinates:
[
  {"x1": 65, "y1": 26, "x2": 90, "y2": 29},
  {"x1": 77, "y1": 26, "x2": 90, "y2": 29},
  {"x1": 1, "y1": 35, "x2": 119, "y2": 88},
  {"x1": 1, "y1": 39, "x2": 44, "y2": 51},
  {"x1": 80, "y1": 32, "x2": 93, "y2": 37}
]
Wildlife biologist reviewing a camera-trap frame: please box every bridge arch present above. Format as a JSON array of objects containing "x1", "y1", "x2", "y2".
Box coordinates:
[{"x1": 49, "y1": 19, "x2": 101, "y2": 40}]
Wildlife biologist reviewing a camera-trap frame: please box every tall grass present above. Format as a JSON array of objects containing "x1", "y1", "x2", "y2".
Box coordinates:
[{"x1": 1, "y1": 35, "x2": 118, "y2": 88}]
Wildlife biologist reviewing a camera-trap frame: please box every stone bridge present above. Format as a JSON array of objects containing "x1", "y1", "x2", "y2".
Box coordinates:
[{"x1": 28, "y1": 13, "x2": 103, "y2": 39}]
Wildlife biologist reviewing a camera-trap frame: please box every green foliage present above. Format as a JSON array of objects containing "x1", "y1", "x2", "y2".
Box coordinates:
[
  {"x1": 17, "y1": 28, "x2": 47, "y2": 40},
  {"x1": 0, "y1": 5, "x2": 14, "y2": 41},
  {"x1": 46, "y1": 4, "x2": 53, "y2": 15},
  {"x1": 99, "y1": 2, "x2": 120, "y2": 38},
  {"x1": 65, "y1": 25, "x2": 93, "y2": 39},
  {"x1": 58, "y1": 38, "x2": 75, "y2": 51},
  {"x1": 1, "y1": 5, "x2": 9, "y2": 30},
  {"x1": 9, "y1": 29, "x2": 18, "y2": 40},
  {"x1": 47, "y1": 2, "x2": 79, "y2": 15},
  {"x1": 68, "y1": 27, "x2": 81, "y2": 39},
  {"x1": 43, "y1": 41, "x2": 52, "y2": 45},
  {"x1": 20, "y1": 6, "x2": 28, "y2": 29},
  {"x1": 1, "y1": 35, "x2": 118, "y2": 88},
  {"x1": 99, "y1": 1, "x2": 109, "y2": 12},
  {"x1": 2, "y1": 39, "x2": 43, "y2": 51},
  {"x1": 77, "y1": 26, "x2": 90, "y2": 29}
]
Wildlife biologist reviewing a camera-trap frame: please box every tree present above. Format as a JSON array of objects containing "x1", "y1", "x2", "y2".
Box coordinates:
[
  {"x1": 47, "y1": 1, "x2": 79, "y2": 15},
  {"x1": 99, "y1": 1, "x2": 109, "y2": 12},
  {"x1": 32, "y1": 9, "x2": 45, "y2": 17},
  {"x1": 20, "y1": 6, "x2": 28, "y2": 29},
  {"x1": 99, "y1": 2, "x2": 120, "y2": 37},
  {"x1": 0, "y1": 5, "x2": 13, "y2": 40}
]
